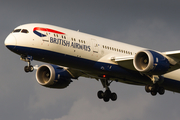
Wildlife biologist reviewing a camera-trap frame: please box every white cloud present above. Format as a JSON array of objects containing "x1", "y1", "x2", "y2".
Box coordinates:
[
  {"x1": 27, "y1": 77, "x2": 101, "y2": 113},
  {"x1": 41, "y1": 93, "x2": 153, "y2": 120}
]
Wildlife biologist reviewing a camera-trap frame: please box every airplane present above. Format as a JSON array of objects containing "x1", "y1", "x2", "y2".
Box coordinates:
[{"x1": 4, "y1": 23, "x2": 180, "y2": 102}]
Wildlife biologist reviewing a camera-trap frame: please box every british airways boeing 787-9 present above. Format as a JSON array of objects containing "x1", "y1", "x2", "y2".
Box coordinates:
[{"x1": 4, "y1": 23, "x2": 180, "y2": 102}]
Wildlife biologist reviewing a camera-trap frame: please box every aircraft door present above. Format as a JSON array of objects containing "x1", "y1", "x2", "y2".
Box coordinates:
[
  {"x1": 91, "y1": 39, "x2": 99, "y2": 53},
  {"x1": 40, "y1": 29, "x2": 50, "y2": 47},
  {"x1": 41, "y1": 29, "x2": 49, "y2": 42}
]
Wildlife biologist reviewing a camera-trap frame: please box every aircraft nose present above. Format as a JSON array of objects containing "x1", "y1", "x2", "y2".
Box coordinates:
[{"x1": 4, "y1": 34, "x2": 17, "y2": 50}]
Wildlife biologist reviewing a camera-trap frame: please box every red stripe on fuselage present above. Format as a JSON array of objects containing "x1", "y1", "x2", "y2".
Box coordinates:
[{"x1": 33, "y1": 27, "x2": 65, "y2": 34}]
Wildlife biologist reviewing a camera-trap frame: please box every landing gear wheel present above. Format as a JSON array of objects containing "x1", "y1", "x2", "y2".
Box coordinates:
[
  {"x1": 110, "y1": 92, "x2": 117, "y2": 101},
  {"x1": 103, "y1": 97, "x2": 110, "y2": 102},
  {"x1": 150, "y1": 85, "x2": 158, "y2": 96},
  {"x1": 97, "y1": 89, "x2": 117, "y2": 102},
  {"x1": 145, "y1": 85, "x2": 151, "y2": 93},
  {"x1": 98, "y1": 79, "x2": 118, "y2": 102},
  {"x1": 145, "y1": 84, "x2": 165, "y2": 96},
  {"x1": 29, "y1": 65, "x2": 34, "y2": 72},
  {"x1": 97, "y1": 91, "x2": 104, "y2": 99},
  {"x1": 24, "y1": 65, "x2": 34, "y2": 73},
  {"x1": 158, "y1": 87, "x2": 165, "y2": 95},
  {"x1": 24, "y1": 66, "x2": 29, "y2": 73},
  {"x1": 151, "y1": 91, "x2": 157, "y2": 96},
  {"x1": 104, "y1": 89, "x2": 111, "y2": 98}
]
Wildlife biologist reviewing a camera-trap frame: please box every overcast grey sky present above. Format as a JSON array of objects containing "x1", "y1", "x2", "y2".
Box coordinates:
[{"x1": 1, "y1": 0, "x2": 180, "y2": 120}]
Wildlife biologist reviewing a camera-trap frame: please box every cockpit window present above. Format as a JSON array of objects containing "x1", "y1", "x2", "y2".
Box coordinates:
[
  {"x1": 13, "y1": 29, "x2": 21, "y2": 33},
  {"x1": 21, "y1": 29, "x2": 29, "y2": 33},
  {"x1": 12, "y1": 29, "x2": 29, "y2": 33}
]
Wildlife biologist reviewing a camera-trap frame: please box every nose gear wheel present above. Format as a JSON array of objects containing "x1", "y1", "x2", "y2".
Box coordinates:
[
  {"x1": 21, "y1": 55, "x2": 34, "y2": 73},
  {"x1": 24, "y1": 65, "x2": 34, "y2": 72}
]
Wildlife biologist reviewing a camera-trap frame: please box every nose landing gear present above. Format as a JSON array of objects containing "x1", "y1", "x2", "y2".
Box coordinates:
[
  {"x1": 20, "y1": 55, "x2": 34, "y2": 73},
  {"x1": 24, "y1": 63, "x2": 34, "y2": 72}
]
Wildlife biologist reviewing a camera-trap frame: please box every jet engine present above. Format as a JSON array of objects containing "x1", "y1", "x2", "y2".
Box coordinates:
[
  {"x1": 36, "y1": 64, "x2": 72, "y2": 89},
  {"x1": 133, "y1": 50, "x2": 170, "y2": 75}
]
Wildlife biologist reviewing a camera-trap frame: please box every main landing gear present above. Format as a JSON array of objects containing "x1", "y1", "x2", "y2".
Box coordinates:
[
  {"x1": 145, "y1": 84, "x2": 165, "y2": 96},
  {"x1": 20, "y1": 55, "x2": 34, "y2": 73},
  {"x1": 97, "y1": 79, "x2": 117, "y2": 102},
  {"x1": 145, "y1": 75, "x2": 165, "y2": 96}
]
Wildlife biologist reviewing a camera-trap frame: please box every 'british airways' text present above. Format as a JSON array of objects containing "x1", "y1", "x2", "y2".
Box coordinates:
[{"x1": 50, "y1": 37, "x2": 91, "y2": 52}]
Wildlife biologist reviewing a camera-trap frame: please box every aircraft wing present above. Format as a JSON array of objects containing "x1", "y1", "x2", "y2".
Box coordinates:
[
  {"x1": 163, "y1": 50, "x2": 180, "y2": 59},
  {"x1": 112, "y1": 50, "x2": 180, "y2": 73}
]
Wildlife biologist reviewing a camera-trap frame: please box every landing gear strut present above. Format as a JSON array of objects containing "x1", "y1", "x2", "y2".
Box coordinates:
[
  {"x1": 20, "y1": 55, "x2": 34, "y2": 73},
  {"x1": 97, "y1": 79, "x2": 117, "y2": 102}
]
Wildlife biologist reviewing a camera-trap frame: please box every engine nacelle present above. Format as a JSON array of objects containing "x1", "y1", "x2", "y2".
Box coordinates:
[
  {"x1": 133, "y1": 50, "x2": 170, "y2": 75},
  {"x1": 36, "y1": 64, "x2": 72, "y2": 89}
]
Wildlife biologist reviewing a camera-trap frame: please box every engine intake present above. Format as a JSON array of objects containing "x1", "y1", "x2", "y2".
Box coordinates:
[
  {"x1": 133, "y1": 50, "x2": 170, "y2": 75},
  {"x1": 36, "y1": 64, "x2": 72, "y2": 89}
]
